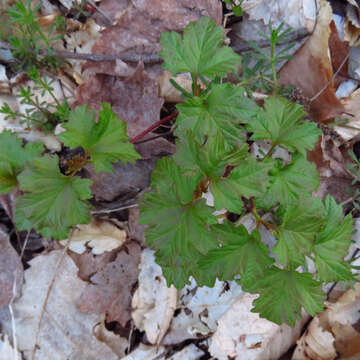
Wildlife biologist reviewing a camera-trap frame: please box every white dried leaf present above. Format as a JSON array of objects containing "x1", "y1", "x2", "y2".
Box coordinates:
[
  {"x1": 168, "y1": 344, "x2": 204, "y2": 359},
  {"x1": 163, "y1": 278, "x2": 243, "y2": 344},
  {"x1": 0, "y1": 334, "x2": 21, "y2": 360},
  {"x1": 122, "y1": 344, "x2": 165, "y2": 360},
  {"x1": 132, "y1": 249, "x2": 177, "y2": 345},
  {"x1": 63, "y1": 219, "x2": 127, "y2": 254},
  {"x1": 209, "y1": 293, "x2": 309, "y2": 360}
]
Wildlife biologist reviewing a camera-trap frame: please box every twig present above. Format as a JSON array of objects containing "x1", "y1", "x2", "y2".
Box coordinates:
[
  {"x1": 310, "y1": 53, "x2": 350, "y2": 103},
  {"x1": 91, "y1": 203, "x2": 139, "y2": 215},
  {"x1": 31, "y1": 240, "x2": 70, "y2": 360},
  {"x1": 340, "y1": 192, "x2": 360, "y2": 207},
  {"x1": 130, "y1": 112, "x2": 178, "y2": 144}
]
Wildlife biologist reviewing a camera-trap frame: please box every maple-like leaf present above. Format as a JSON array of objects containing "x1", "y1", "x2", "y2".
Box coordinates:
[
  {"x1": 175, "y1": 83, "x2": 258, "y2": 144},
  {"x1": 15, "y1": 155, "x2": 93, "y2": 239},
  {"x1": 199, "y1": 223, "x2": 274, "y2": 288},
  {"x1": 59, "y1": 103, "x2": 140, "y2": 173},
  {"x1": 139, "y1": 157, "x2": 217, "y2": 288},
  {"x1": 0, "y1": 131, "x2": 43, "y2": 193},
  {"x1": 159, "y1": 16, "x2": 241, "y2": 78},
  {"x1": 210, "y1": 157, "x2": 272, "y2": 213},
  {"x1": 313, "y1": 195, "x2": 354, "y2": 282},
  {"x1": 258, "y1": 154, "x2": 320, "y2": 209},
  {"x1": 274, "y1": 198, "x2": 325, "y2": 267},
  {"x1": 251, "y1": 267, "x2": 325, "y2": 326},
  {"x1": 246, "y1": 96, "x2": 321, "y2": 155}
]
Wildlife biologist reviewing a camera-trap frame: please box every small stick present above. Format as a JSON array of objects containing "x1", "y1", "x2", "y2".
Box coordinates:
[{"x1": 130, "y1": 112, "x2": 178, "y2": 144}]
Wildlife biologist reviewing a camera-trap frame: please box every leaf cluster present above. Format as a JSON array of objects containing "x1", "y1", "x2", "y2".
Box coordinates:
[
  {"x1": 0, "y1": 104, "x2": 139, "y2": 239},
  {"x1": 140, "y1": 17, "x2": 355, "y2": 326}
]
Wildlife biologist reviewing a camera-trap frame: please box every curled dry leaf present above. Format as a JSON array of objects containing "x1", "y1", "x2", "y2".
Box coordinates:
[
  {"x1": 78, "y1": 241, "x2": 141, "y2": 326},
  {"x1": 209, "y1": 293, "x2": 309, "y2": 360},
  {"x1": 132, "y1": 249, "x2": 177, "y2": 345},
  {"x1": 3, "y1": 250, "x2": 121, "y2": 360},
  {"x1": 279, "y1": 0, "x2": 345, "y2": 123},
  {"x1": 63, "y1": 219, "x2": 127, "y2": 254},
  {"x1": 0, "y1": 228, "x2": 23, "y2": 308},
  {"x1": 163, "y1": 278, "x2": 243, "y2": 345},
  {"x1": 293, "y1": 283, "x2": 360, "y2": 360}
]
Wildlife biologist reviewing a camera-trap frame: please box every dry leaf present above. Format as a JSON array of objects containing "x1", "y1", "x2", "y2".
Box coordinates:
[
  {"x1": 78, "y1": 241, "x2": 141, "y2": 326},
  {"x1": 0, "y1": 228, "x2": 23, "y2": 308},
  {"x1": 122, "y1": 344, "x2": 165, "y2": 360},
  {"x1": 279, "y1": 0, "x2": 345, "y2": 123},
  {"x1": 132, "y1": 249, "x2": 177, "y2": 345},
  {"x1": 163, "y1": 278, "x2": 243, "y2": 345},
  {"x1": 209, "y1": 293, "x2": 309, "y2": 360},
  {"x1": 293, "y1": 283, "x2": 360, "y2": 359},
  {"x1": 64, "y1": 219, "x2": 127, "y2": 255},
  {"x1": 86, "y1": 158, "x2": 156, "y2": 202},
  {"x1": 0, "y1": 334, "x2": 21, "y2": 360},
  {"x1": 4, "y1": 250, "x2": 120, "y2": 360}
]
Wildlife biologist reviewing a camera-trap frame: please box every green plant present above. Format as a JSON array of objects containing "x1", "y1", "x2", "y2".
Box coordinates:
[
  {"x1": 0, "y1": 67, "x2": 70, "y2": 132},
  {"x1": 5, "y1": 0, "x2": 65, "y2": 70},
  {"x1": 0, "y1": 103, "x2": 140, "y2": 239},
  {"x1": 139, "y1": 17, "x2": 355, "y2": 326},
  {"x1": 223, "y1": 0, "x2": 244, "y2": 17}
]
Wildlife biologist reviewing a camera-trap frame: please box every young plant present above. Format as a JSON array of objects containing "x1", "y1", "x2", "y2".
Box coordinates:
[
  {"x1": 0, "y1": 104, "x2": 140, "y2": 239},
  {"x1": 5, "y1": 0, "x2": 65, "y2": 70},
  {"x1": 0, "y1": 67, "x2": 70, "y2": 132},
  {"x1": 139, "y1": 17, "x2": 355, "y2": 326}
]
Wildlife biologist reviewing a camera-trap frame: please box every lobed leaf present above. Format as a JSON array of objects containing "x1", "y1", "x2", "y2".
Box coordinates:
[
  {"x1": 159, "y1": 17, "x2": 241, "y2": 78},
  {"x1": 246, "y1": 96, "x2": 321, "y2": 155},
  {"x1": 0, "y1": 131, "x2": 43, "y2": 194},
  {"x1": 59, "y1": 103, "x2": 140, "y2": 173},
  {"x1": 313, "y1": 195, "x2": 354, "y2": 282},
  {"x1": 15, "y1": 155, "x2": 93, "y2": 239},
  {"x1": 251, "y1": 267, "x2": 325, "y2": 326}
]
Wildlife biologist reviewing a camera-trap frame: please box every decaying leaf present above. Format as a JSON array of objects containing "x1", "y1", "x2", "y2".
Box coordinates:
[
  {"x1": 64, "y1": 219, "x2": 127, "y2": 255},
  {"x1": 3, "y1": 250, "x2": 121, "y2": 360},
  {"x1": 0, "y1": 228, "x2": 23, "y2": 308},
  {"x1": 163, "y1": 277, "x2": 243, "y2": 345},
  {"x1": 293, "y1": 283, "x2": 360, "y2": 360},
  {"x1": 209, "y1": 293, "x2": 309, "y2": 360},
  {"x1": 78, "y1": 241, "x2": 141, "y2": 326},
  {"x1": 132, "y1": 249, "x2": 177, "y2": 345}
]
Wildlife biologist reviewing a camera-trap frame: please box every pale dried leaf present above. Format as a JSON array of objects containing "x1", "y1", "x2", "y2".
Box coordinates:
[
  {"x1": 209, "y1": 293, "x2": 309, "y2": 360},
  {"x1": 293, "y1": 283, "x2": 360, "y2": 359},
  {"x1": 0, "y1": 228, "x2": 23, "y2": 308},
  {"x1": 5, "y1": 250, "x2": 118, "y2": 360},
  {"x1": 0, "y1": 334, "x2": 21, "y2": 360},
  {"x1": 132, "y1": 249, "x2": 177, "y2": 345},
  {"x1": 168, "y1": 344, "x2": 204, "y2": 359},
  {"x1": 63, "y1": 219, "x2": 127, "y2": 255},
  {"x1": 122, "y1": 344, "x2": 165, "y2": 360},
  {"x1": 78, "y1": 241, "x2": 141, "y2": 325}
]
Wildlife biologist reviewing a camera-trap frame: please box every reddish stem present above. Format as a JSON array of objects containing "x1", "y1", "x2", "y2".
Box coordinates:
[{"x1": 130, "y1": 112, "x2": 178, "y2": 144}]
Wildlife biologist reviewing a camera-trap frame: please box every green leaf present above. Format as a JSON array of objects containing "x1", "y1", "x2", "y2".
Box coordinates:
[
  {"x1": 258, "y1": 154, "x2": 320, "y2": 209},
  {"x1": 200, "y1": 223, "x2": 274, "y2": 288},
  {"x1": 274, "y1": 198, "x2": 325, "y2": 267},
  {"x1": 0, "y1": 131, "x2": 43, "y2": 194},
  {"x1": 59, "y1": 103, "x2": 140, "y2": 173},
  {"x1": 15, "y1": 155, "x2": 92, "y2": 239},
  {"x1": 313, "y1": 196, "x2": 354, "y2": 282},
  {"x1": 159, "y1": 16, "x2": 241, "y2": 78},
  {"x1": 175, "y1": 83, "x2": 258, "y2": 144},
  {"x1": 210, "y1": 157, "x2": 272, "y2": 213},
  {"x1": 251, "y1": 268, "x2": 325, "y2": 326},
  {"x1": 246, "y1": 96, "x2": 321, "y2": 155},
  {"x1": 174, "y1": 130, "x2": 249, "y2": 179},
  {"x1": 140, "y1": 157, "x2": 217, "y2": 288}
]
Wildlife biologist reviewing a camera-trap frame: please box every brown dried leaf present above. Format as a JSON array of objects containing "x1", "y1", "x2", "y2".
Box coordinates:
[
  {"x1": 86, "y1": 158, "x2": 156, "y2": 202},
  {"x1": 279, "y1": 0, "x2": 344, "y2": 123},
  {"x1": 0, "y1": 228, "x2": 23, "y2": 308},
  {"x1": 78, "y1": 241, "x2": 142, "y2": 326}
]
